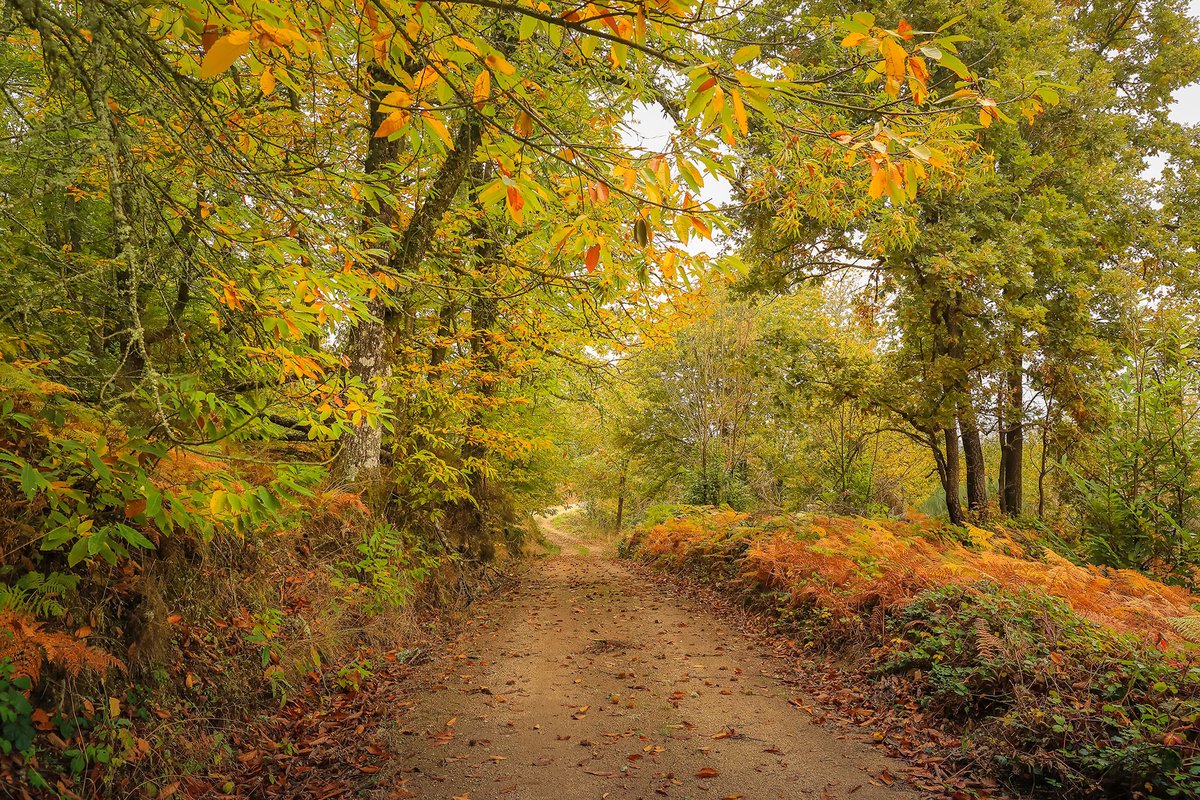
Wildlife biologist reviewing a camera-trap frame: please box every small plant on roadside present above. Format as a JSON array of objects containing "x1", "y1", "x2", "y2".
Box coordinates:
[
  {"x1": 335, "y1": 654, "x2": 373, "y2": 692},
  {"x1": 334, "y1": 522, "x2": 441, "y2": 615},
  {"x1": 0, "y1": 658, "x2": 34, "y2": 756}
]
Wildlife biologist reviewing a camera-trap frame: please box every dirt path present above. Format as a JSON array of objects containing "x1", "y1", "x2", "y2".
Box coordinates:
[{"x1": 390, "y1": 517, "x2": 917, "y2": 800}]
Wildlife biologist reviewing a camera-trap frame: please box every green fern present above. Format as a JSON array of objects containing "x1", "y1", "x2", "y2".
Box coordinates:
[{"x1": 0, "y1": 572, "x2": 79, "y2": 619}]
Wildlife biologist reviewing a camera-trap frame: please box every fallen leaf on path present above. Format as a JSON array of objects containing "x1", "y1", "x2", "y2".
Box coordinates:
[{"x1": 696, "y1": 767, "x2": 720, "y2": 779}]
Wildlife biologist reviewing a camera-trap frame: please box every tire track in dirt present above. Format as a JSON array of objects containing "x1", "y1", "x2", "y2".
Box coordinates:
[{"x1": 390, "y1": 517, "x2": 917, "y2": 799}]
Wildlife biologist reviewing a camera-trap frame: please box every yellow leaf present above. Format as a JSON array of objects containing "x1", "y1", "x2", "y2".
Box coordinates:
[
  {"x1": 485, "y1": 52, "x2": 517, "y2": 76},
  {"x1": 380, "y1": 90, "x2": 412, "y2": 111},
  {"x1": 868, "y1": 166, "x2": 889, "y2": 199},
  {"x1": 260, "y1": 67, "x2": 276, "y2": 95},
  {"x1": 424, "y1": 114, "x2": 454, "y2": 147},
  {"x1": 979, "y1": 108, "x2": 992, "y2": 128},
  {"x1": 841, "y1": 32, "x2": 867, "y2": 48},
  {"x1": 473, "y1": 70, "x2": 491, "y2": 109},
  {"x1": 661, "y1": 250, "x2": 677, "y2": 281},
  {"x1": 200, "y1": 30, "x2": 252, "y2": 78},
  {"x1": 730, "y1": 88, "x2": 748, "y2": 136},
  {"x1": 108, "y1": 697, "x2": 121, "y2": 719},
  {"x1": 880, "y1": 37, "x2": 907, "y2": 86},
  {"x1": 710, "y1": 84, "x2": 724, "y2": 115}
]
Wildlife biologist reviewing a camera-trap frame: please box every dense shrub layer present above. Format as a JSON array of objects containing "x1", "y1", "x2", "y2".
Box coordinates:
[{"x1": 622, "y1": 507, "x2": 1200, "y2": 798}]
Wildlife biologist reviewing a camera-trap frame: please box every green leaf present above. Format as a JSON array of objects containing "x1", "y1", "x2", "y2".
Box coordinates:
[
  {"x1": 19, "y1": 463, "x2": 46, "y2": 500},
  {"x1": 40, "y1": 526, "x2": 75, "y2": 551},
  {"x1": 1035, "y1": 86, "x2": 1060, "y2": 105},
  {"x1": 115, "y1": 523, "x2": 155, "y2": 550},
  {"x1": 937, "y1": 14, "x2": 967, "y2": 32},
  {"x1": 67, "y1": 536, "x2": 90, "y2": 567},
  {"x1": 732, "y1": 45, "x2": 760, "y2": 65},
  {"x1": 517, "y1": 13, "x2": 538, "y2": 40},
  {"x1": 933, "y1": 51, "x2": 971, "y2": 79}
]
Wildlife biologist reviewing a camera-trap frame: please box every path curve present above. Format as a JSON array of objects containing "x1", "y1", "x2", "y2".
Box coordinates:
[{"x1": 391, "y1": 516, "x2": 917, "y2": 799}]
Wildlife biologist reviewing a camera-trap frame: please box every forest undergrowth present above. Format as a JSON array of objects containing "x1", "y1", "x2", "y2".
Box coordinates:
[
  {"x1": 622, "y1": 506, "x2": 1200, "y2": 799},
  {"x1": 0, "y1": 363, "x2": 528, "y2": 798}
]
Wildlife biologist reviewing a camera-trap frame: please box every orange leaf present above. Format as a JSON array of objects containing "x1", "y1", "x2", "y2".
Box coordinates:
[
  {"x1": 584, "y1": 244, "x2": 600, "y2": 273},
  {"x1": 506, "y1": 185, "x2": 525, "y2": 224},
  {"x1": 485, "y1": 52, "x2": 517, "y2": 75},
  {"x1": 514, "y1": 111, "x2": 534, "y2": 138},
  {"x1": 375, "y1": 110, "x2": 410, "y2": 138},
  {"x1": 730, "y1": 88, "x2": 748, "y2": 136},
  {"x1": 696, "y1": 767, "x2": 720, "y2": 779},
  {"x1": 200, "y1": 30, "x2": 252, "y2": 78}
]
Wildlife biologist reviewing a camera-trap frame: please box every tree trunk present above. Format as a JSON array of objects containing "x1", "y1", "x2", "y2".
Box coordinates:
[
  {"x1": 333, "y1": 81, "x2": 485, "y2": 485},
  {"x1": 942, "y1": 427, "x2": 965, "y2": 525},
  {"x1": 997, "y1": 384, "x2": 1008, "y2": 515},
  {"x1": 1037, "y1": 396, "x2": 1053, "y2": 519},
  {"x1": 1000, "y1": 356, "x2": 1024, "y2": 517},
  {"x1": 959, "y1": 401, "x2": 988, "y2": 522},
  {"x1": 334, "y1": 303, "x2": 391, "y2": 485},
  {"x1": 331, "y1": 64, "x2": 403, "y2": 486},
  {"x1": 615, "y1": 462, "x2": 627, "y2": 532},
  {"x1": 458, "y1": 160, "x2": 503, "y2": 551}
]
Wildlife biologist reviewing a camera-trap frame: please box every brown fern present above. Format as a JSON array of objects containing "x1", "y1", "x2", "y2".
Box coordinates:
[
  {"x1": 974, "y1": 617, "x2": 1003, "y2": 662},
  {"x1": 0, "y1": 611, "x2": 125, "y2": 685}
]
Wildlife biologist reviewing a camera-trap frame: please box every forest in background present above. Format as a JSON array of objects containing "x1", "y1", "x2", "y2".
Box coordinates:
[{"x1": 2, "y1": 0, "x2": 1200, "y2": 796}]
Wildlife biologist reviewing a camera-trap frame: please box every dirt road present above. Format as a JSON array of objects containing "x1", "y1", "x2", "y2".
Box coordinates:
[{"x1": 391, "y1": 517, "x2": 916, "y2": 800}]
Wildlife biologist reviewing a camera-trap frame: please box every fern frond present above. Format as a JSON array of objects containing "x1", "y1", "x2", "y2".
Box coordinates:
[{"x1": 0, "y1": 610, "x2": 124, "y2": 684}]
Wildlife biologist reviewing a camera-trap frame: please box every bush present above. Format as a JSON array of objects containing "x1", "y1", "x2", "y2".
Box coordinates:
[{"x1": 888, "y1": 584, "x2": 1200, "y2": 797}]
